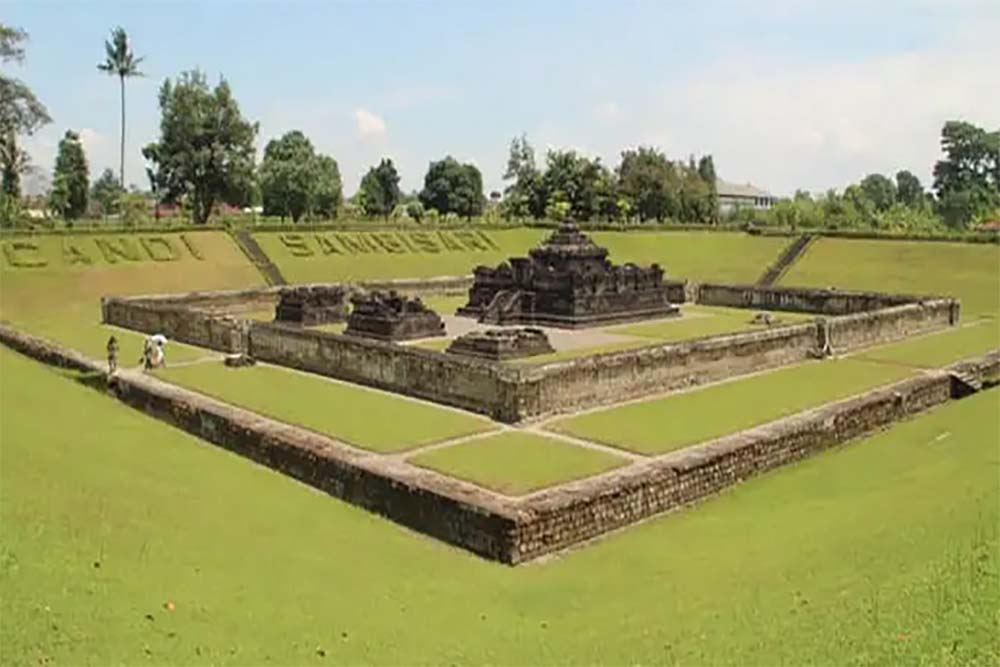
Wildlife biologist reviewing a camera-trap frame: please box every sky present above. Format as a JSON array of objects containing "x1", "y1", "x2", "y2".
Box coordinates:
[{"x1": 6, "y1": 0, "x2": 1000, "y2": 197}]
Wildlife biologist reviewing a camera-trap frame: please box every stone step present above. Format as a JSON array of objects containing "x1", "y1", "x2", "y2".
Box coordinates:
[
  {"x1": 758, "y1": 233, "x2": 814, "y2": 286},
  {"x1": 231, "y1": 229, "x2": 287, "y2": 286},
  {"x1": 949, "y1": 370, "x2": 983, "y2": 397}
]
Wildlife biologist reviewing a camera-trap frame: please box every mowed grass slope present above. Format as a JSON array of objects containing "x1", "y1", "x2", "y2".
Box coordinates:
[
  {"x1": 156, "y1": 361, "x2": 494, "y2": 452},
  {"x1": 2, "y1": 347, "x2": 996, "y2": 665},
  {"x1": 255, "y1": 227, "x2": 789, "y2": 284},
  {"x1": 551, "y1": 358, "x2": 914, "y2": 454},
  {"x1": 781, "y1": 237, "x2": 1000, "y2": 318},
  {"x1": 0, "y1": 231, "x2": 264, "y2": 360},
  {"x1": 409, "y1": 432, "x2": 627, "y2": 494}
]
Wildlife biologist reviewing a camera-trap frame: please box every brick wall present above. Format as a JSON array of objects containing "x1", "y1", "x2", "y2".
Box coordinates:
[
  {"x1": 696, "y1": 283, "x2": 935, "y2": 314},
  {"x1": 827, "y1": 298, "x2": 959, "y2": 351}
]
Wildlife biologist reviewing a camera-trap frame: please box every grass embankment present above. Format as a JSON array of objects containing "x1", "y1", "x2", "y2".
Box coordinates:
[
  {"x1": 156, "y1": 361, "x2": 493, "y2": 452},
  {"x1": 254, "y1": 228, "x2": 790, "y2": 285},
  {"x1": 855, "y1": 320, "x2": 1000, "y2": 368},
  {"x1": 781, "y1": 237, "x2": 1000, "y2": 319},
  {"x1": 2, "y1": 346, "x2": 996, "y2": 665},
  {"x1": 550, "y1": 358, "x2": 914, "y2": 454},
  {"x1": 408, "y1": 432, "x2": 627, "y2": 495},
  {"x1": 0, "y1": 231, "x2": 264, "y2": 362}
]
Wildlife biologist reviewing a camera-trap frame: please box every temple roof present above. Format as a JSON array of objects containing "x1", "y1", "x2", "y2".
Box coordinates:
[{"x1": 529, "y1": 221, "x2": 609, "y2": 263}]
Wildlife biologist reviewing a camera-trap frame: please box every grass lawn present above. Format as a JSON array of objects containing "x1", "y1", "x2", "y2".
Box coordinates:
[
  {"x1": 608, "y1": 305, "x2": 813, "y2": 342},
  {"x1": 2, "y1": 346, "x2": 996, "y2": 665},
  {"x1": 408, "y1": 432, "x2": 628, "y2": 495},
  {"x1": 253, "y1": 229, "x2": 546, "y2": 283},
  {"x1": 254, "y1": 228, "x2": 791, "y2": 285},
  {"x1": 854, "y1": 320, "x2": 1000, "y2": 368},
  {"x1": 156, "y1": 361, "x2": 494, "y2": 452},
  {"x1": 549, "y1": 358, "x2": 915, "y2": 454},
  {"x1": 781, "y1": 237, "x2": 1000, "y2": 319},
  {"x1": 0, "y1": 231, "x2": 264, "y2": 357},
  {"x1": 593, "y1": 230, "x2": 790, "y2": 283}
]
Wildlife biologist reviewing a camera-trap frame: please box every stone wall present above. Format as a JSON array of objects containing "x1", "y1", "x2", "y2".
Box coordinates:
[
  {"x1": 515, "y1": 323, "x2": 820, "y2": 418},
  {"x1": 696, "y1": 282, "x2": 935, "y2": 314},
  {"x1": 510, "y1": 369, "x2": 963, "y2": 561},
  {"x1": 826, "y1": 298, "x2": 958, "y2": 352},
  {"x1": 1, "y1": 322, "x2": 995, "y2": 565},
  {"x1": 102, "y1": 298, "x2": 250, "y2": 353},
  {"x1": 248, "y1": 323, "x2": 523, "y2": 421}
]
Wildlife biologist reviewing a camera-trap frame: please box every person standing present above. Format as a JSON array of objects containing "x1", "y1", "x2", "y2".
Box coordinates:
[{"x1": 106, "y1": 335, "x2": 119, "y2": 373}]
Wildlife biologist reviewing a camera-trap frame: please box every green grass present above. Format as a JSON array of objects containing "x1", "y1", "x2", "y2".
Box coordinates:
[
  {"x1": 550, "y1": 358, "x2": 915, "y2": 454},
  {"x1": 855, "y1": 320, "x2": 1000, "y2": 368},
  {"x1": 2, "y1": 346, "x2": 997, "y2": 665},
  {"x1": 608, "y1": 305, "x2": 813, "y2": 342},
  {"x1": 408, "y1": 432, "x2": 627, "y2": 494},
  {"x1": 156, "y1": 361, "x2": 494, "y2": 452},
  {"x1": 253, "y1": 229, "x2": 546, "y2": 283},
  {"x1": 593, "y1": 230, "x2": 790, "y2": 283},
  {"x1": 0, "y1": 231, "x2": 264, "y2": 357},
  {"x1": 255, "y1": 228, "x2": 791, "y2": 285},
  {"x1": 781, "y1": 237, "x2": 1000, "y2": 318}
]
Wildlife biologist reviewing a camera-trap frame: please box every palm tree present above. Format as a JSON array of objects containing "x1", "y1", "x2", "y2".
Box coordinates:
[{"x1": 98, "y1": 27, "x2": 143, "y2": 188}]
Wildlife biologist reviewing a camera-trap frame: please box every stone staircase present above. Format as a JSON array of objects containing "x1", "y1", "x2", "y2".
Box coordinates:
[
  {"x1": 949, "y1": 369, "x2": 984, "y2": 398},
  {"x1": 231, "y1": 229, "x2": 287, "y2": 286},
  {"x1": 480, "y1": 290, "x2": 523, "y2": 324},
  {"x1": 758, "y1": 233, "x2": 814, "y2": 286}
]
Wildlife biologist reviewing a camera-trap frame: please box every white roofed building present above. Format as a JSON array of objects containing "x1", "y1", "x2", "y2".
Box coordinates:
[{"x1": 716, "y1": 180, "x2": 777, "y2": 212}]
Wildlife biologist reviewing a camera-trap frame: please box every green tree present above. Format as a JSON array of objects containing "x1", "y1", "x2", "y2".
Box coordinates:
[
  {"x1": 143, "y1": 70, "x2": 258, "y2": 224},
  {"x1": 259, "y1": 130, "x2": 316, "y2": 221},
  {"x1": 895, "y1": 170, "x2": 924, "y2": 208},
  {"x1": 539, "y1": 149, "x2": 612, "y2": 221},
  {"x1": 859, "y1": 173, "x2": 896, "y2": 212},
  {"x1": 358, "y1": 158, "x2": 401, "y2": 218},
  {"x1": 697, "y1": 155, "x2": 719, "y2": 223},
  {"x1": 49, "y1": 130, "x2": 89, "y2": 219},
  {"x1": 501, "y1": 134, "x2": 544, "y2": 218},
  {"x1": 91, "y1": 167, "x2": 124, "y2": 217},
  {"x1": 98, "y1": 27, "x2": 144, "y2": 188},
  {"x1": 932, "y1": 121, "x2": 1000, "y2": 227},
  {"x1": 312, "y1": 154, "x2": 342, "y2": 219},
  {"x1": 0, "y1": 24, "x2": 51, "y2": 198},
  {"x1": 419, "y1": 156, "x2": 485, "y2": 218},
  {"x1": 617, "y1": 147, "x2": 676, "y2": 222}
]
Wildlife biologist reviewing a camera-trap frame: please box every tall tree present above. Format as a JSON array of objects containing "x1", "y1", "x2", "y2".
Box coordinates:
[
  {"x1": 895, "y1": 170, "x2": 924, "y2": 208},
  {"x1": 616, "y1": 147, "x2": 676, "y2": 221},
  {"x1": 98, "y1": 27, "x2": 144, "y2": 189},
  {"x1": 91, "y1": 167, "x2": 125, "y2": 217},
  {"x1": 50, "y1": 130, "x2": 89, "y2": 219},
  {"x1": 859, "y1": 173, "x2": 897, "y2": 212},
  {"x1": 932, "y1": 120, "x2": 1000, "y2": 227},
  {"x1": 259, "y1": 130, "x2": 316, "y2": 222},
  {"x1": 312, "y1": 154, "x2": 343, "y2": 219},
  {"x1": 358, "y1": 158, "x2": 401, "y2": 217},
  {"x1": 143, "y1": 70, "x2": 257, "y2": 224},
  {"x1": 501, "y1": 134, "x2": 543, "y2": 218},
  {"x1": 697, "y1": 155, "x2": 719, "y2": 223},
  {"x1": 419, "y1": 156, "x2": 485, "y2": 218},
  {"x1": 0, "y1": 24, "x2": 51, "y2": 198}
]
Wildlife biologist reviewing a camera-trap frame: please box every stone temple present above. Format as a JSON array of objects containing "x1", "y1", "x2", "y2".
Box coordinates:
[
  {"x1": 457, "y1": 221, "x2": 680, "y2": 328},
  {"x1": 344, "y1": 290, "x2": 446, "y2": 342}
]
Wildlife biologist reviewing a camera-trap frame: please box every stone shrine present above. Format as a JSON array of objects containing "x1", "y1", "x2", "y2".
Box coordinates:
[
  {"x1": 446, "y1": 327, "x2": 554, "y2": 361},
  {"x1": 457, "y1": 221, "x2": 680, "y2": 328},
  {"x1": 344, "y1": 290, "x2": 446, "y2": 341},
  {"x1": 274, "y1": 286, "x2": 348, "y2": 326}
]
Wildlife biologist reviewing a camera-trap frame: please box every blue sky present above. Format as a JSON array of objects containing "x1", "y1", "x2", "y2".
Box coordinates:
[{"x1": 7, "y1": 0, "x2": 999, "y2": 196}]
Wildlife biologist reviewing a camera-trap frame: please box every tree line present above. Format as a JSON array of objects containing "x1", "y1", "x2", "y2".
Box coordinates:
[{"x1": 1, "y1": 22, "x2": 997, "y2": 230}]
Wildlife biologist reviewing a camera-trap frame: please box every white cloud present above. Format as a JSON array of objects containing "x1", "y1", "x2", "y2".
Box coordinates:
[
  {"x1": 354, "y1": 108, "x2": 387, "y2": 139},
  {"x1": 638, "y1": 18, "x2": 1000, "y2": 195}
]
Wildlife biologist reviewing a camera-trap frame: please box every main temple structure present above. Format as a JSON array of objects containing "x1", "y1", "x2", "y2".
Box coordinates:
[{"x1": 457, "y1": 221, "x2": 680, "y2": 328}]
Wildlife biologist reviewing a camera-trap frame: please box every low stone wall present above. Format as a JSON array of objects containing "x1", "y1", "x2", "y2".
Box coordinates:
[
  {"x1": 102, "y1": 299, "x2": 250, "y2": 353},
  {"x1": 696, "y1": 282, "x2": 935, "y2": 314},
  {"x1": 826, "y1": 298, "x2": 958, "y2": 352},
  {"x1": 517, "y1": 323, "x2": 820, "y2": 418},
  {"x1": 1, "y1": 322, "x2": 995, "y2": 565},
  {"x1": 511, "y1": 365, "x2": 980, "y2": 561},
  {"x1": 248, "y1": 323, "x2": 523, "y2": 421}
]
